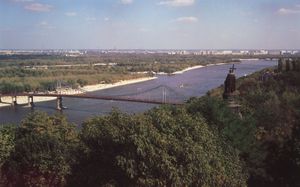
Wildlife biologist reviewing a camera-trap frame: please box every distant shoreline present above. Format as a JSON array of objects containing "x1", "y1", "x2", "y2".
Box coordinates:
[
  {"x1": 171, "y1": 65, "x2": 205, "y2": 74},
  {"x1": 172, "y1": 62, "x2": 227, "y2": 74},
  {"x1": 81, "y1": 77, "x2": 157, "y2": 92}
]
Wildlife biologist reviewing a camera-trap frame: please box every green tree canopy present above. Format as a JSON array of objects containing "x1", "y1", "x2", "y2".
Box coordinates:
[
  {"x1": 1, "y1": 112, "x2": 78, "y2": 187},
  {"x1": 70, "y1": 107, "x2": 247, "y2": 187}
]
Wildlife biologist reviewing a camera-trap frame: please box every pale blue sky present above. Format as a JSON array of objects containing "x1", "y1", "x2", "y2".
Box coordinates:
[{"x1": 0, "y1": 0, "x2": 300, "y2": 49}]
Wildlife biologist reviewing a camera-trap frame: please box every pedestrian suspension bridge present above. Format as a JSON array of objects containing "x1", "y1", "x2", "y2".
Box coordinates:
[{"x1": 0, "y1": 84, "x2": 186, "y2": 110}]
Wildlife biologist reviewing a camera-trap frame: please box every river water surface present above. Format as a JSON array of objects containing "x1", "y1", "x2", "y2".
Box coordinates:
[{"x1": 0, "y1": 60, "x2": 277, "y2": 125}]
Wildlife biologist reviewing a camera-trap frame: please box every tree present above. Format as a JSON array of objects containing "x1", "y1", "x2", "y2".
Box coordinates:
[
  {"x1": 1, "y1": 112, "x2": 78, "y2": 187},
  {"x1": 186, "y1": 96, "x2": 265, "y2": 186},
  {"x1": 70, "y1": 108, "x2": 247, "y2": 187},
  {"x1": 0, "y1": 126, "x2": 16, "y2": 186},
  {"x1": 0, "y1": 126, "x2": 15, "y2": 166}
]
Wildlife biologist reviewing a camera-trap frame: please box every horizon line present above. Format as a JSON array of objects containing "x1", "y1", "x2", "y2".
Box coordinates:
[{"x1": 1, "y1": 48, "x2": 300, "y2": 51}]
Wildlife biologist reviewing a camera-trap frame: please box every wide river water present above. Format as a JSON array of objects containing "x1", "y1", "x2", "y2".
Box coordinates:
[{"x1": 0, "y1": 59, "x2": 277, "y2": 125}]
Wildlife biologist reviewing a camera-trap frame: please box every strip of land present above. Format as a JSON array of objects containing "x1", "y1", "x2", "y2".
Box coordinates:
[
  {"x1": 171, "y1": 62, "x2": 227, "y2": 74},
  {"x1": 171, "y1": 65, "x2": 205, "y2": 74}
]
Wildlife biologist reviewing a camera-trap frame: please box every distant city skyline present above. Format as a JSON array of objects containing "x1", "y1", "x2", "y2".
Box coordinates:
[{"x1": 1, "y1": 0, "x2": 300, "y2": 49}]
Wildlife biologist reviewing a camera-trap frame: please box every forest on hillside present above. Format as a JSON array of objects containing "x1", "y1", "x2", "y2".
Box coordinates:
[{"x1": 1, "y1": 66, "x2": 300, "y2": 186}]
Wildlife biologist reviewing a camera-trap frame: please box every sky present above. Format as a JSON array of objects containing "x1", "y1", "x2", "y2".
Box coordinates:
[{"x1": 0, "y1": 0, "x2": 300, "y2": 49}]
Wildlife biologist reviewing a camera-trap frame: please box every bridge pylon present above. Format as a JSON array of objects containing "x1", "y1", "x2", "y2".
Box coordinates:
[
  {"x1": 12, "y1": 96, "x2": 17, "y2": 107},
  {"x1": 28, "y1": 96, "x2": 34, "y2": 108},
  {"x1": 56, "y1": 96, "x2": 63, "y2": 110},
  {"x1": 162, "y1": 87, "x2": 167, "y2": 103}
]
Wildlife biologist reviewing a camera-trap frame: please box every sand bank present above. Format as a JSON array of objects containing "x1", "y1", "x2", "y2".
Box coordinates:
[
  {"x1": 171, "y1": 63, "x2": 227, "y2": 75},
  {"x1": 206, "y1": 62, "x2": 226, "y2": 67},
  {"x1": 0, "y1": 96, "x2": 55, "y2": 108},
  {"x1": 172, "y1": 65, "x2": 205, "y2": 75},
  {"x1": 82, "y1": 77, "x2": 157, "y2": 92}
]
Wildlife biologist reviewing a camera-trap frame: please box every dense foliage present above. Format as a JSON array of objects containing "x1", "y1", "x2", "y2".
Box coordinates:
[
  {"x1": 69, "y1": 107, "x2": 247, "y2": 186},
  {"x1": 1, "y1": 113, "x2": 78, "y2": 187},
  {"x1": 0, "y1": 66, "x2": 147, "y2": 93},
  {"x1": 0, "y1": 107, "x2": 247, "y2": 187},
  {"x1": 207, "y1": 68, "x2": 300, "y2": 186},
  {"x1": 237, "y1": 71, "x2": 300, "y2": 186}
]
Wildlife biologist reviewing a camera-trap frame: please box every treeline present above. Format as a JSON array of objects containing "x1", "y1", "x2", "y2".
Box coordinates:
[
  {"x1": 0, "y1": 53, "x2": 237, "y2": 67},
  {"x1": 0, "y1": 66, "x2": 147, "y2": 93},
  {"x1": 0, "y1": 73, "x2": 146, "y2": 93}
]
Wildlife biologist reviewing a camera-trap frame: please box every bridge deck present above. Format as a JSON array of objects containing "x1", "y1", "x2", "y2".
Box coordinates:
[{"x1": 0, "y1": 93, "x2": 184, "y2": 105}]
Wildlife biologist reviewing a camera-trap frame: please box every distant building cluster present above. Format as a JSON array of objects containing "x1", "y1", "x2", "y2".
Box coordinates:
[
  {"x1": 0, "y1": 49, "x2": 86, "y2": 57},
  {"x1": 168, "y1": 49, "x2": 299, "y2": 56},
  {"x1": 0, "y1": 49, "x2": 299, "y2": 56}
]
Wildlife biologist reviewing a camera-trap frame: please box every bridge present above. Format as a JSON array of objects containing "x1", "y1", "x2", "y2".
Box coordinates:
[{"x1": 0, "y1": 85, "x2": 186, "y2": 110}]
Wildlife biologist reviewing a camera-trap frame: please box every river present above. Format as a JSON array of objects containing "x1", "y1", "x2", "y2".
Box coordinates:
[{"x1": 0, "y1": 59, "x2": 277, "y2": 125}]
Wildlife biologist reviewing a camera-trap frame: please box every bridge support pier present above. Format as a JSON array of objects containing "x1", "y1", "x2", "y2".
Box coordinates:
[
  {"x1": 12, "y1": 96, "x2": 17, "y2": 107},
  {"x1": 28, "y1": 96, "x2": 34, "y2": 108},
  {"x1": 56, "y1": 96, "x2": 63, "y2": 110}
]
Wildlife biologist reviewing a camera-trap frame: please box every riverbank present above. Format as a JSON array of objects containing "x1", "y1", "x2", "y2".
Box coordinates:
[
  {"x1": 172, "y1": 63, "x2": 227, "y2": 74},
  {"x1": 172, "y1": 65, "x2": 205, "y2": 74},
  {"x1": 81, "y1": 77, "x2": 157, "y2": 92}
]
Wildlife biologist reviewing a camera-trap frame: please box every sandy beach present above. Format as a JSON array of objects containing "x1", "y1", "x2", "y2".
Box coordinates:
[
  {"x1": 172, "y1": 65, "x2": 205, "y2": 74},
  {"x1": 0, "y1": 96, "x2": 56, "y2": 108},
  {"x1": 206, "y1": 62, "x2": 226, "y2": 67},
  {"x1": 172, "y1": 63, "x2": 227, "y2": 74},
  {"x1": 81, "y1": 77, "x2": 157, "y2": 92}
]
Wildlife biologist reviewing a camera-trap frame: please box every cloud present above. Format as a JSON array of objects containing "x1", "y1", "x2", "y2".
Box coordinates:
[
  {"x1": 278, "y1": 5, "x2": 300, "y2": 15},
  {"x1": 278, "y1": 8, "x2": 300, "y2": 15},
  {"x1": 65, "y1": 12, "x2": 77, "y2": 17},
  {"x1": 24, "y1": 3, "x2": 53, "y2": 12},
  {"x1": 38, "y1": 21, "x2": 56, "y2": 29},
  {"x1": 104, "y1": 17, "x2": 110, "y2": 21},
  {"x1": 10, "y1": 0, "x2": 34, "y2": 2},
  {"x1": 175, "y1": 16, "x2": 198, "y2": 23},
  {"x1": 121, "y1": 0, "x2": 133, "y2": 4},
  {"x1": 158, "y1": 0, "x2": 195, "y2": 7}
]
